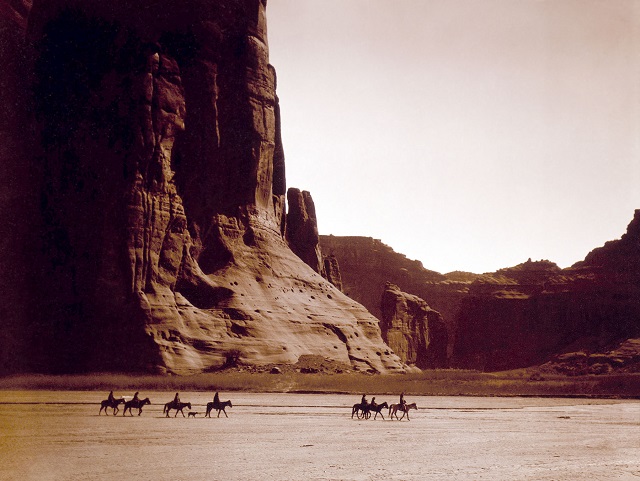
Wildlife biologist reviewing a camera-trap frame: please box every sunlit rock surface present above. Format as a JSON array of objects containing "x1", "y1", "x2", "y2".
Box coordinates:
[{"x1": 0, "y1": 0, "x2": 403, "y2": 374}]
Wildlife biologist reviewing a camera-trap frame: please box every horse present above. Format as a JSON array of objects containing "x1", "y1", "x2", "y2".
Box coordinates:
[
  {"x1": 99, "y1": 397, "x2": 124, "y2": 416},
  {"x1": 122, "y1": 397, "x2": 151, "y2": 416},
  {"x1": 351, "y1": 402, "x2": 370, "y2": 419},
  {"x1": 205, "y1": 399, "x2": 232, "y2": 418},
  {"x1": 388, "y1": 402, "x2": 417, "y2": 420},
  {"x1": 164, "y1": 400, "x2": 192, "y2": 417},
  {"x1": 368, "y1": 401, "x2": 389, "y2": 420}
]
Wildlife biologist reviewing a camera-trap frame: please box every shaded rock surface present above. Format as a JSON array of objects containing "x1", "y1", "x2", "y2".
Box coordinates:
[
  {"x1": 380, "y1": 283, "x2": 448, "y2": 368},
  {"x1": 319, "y1": 236, "x2": 446, "y2": 319},
  {"x1": 323, "y1": 255, "x2": 343, "y2": 292},
  {"x1": 0, "y1": 0, "x2": 38, "y2": 373},
  {"x1": 0, "y1": 0, "x2": 403, "y2": 374},
  {"x1": 320, "y1": 211, "x2": 640, "y2": 372},
  {"x1": 286, "y1": 188, "x2": 324, "y2": 275}
]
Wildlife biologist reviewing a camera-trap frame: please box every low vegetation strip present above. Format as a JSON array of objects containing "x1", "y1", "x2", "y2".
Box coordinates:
[{"x1": 1, "y1": 370, "x2": 639, "y2": 399}]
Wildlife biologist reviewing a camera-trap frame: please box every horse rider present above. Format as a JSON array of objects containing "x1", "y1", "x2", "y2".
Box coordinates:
[
  {"x1": 370, "y1": 396, "x2": 377, "y2": 409},
  {"x1": 173, "y1": 392, "x2": 180, "y2": 405},
  {"x1": 132, "y1": 391, "x2": 140, "y2": 402},
  {"x1": 213, "y1": 391, "x2": 220, "y2": 406},
  {"x1": 107, "y1": 391, "x2": 115, "y2": 404},
  {"x1": 361, "y1": 394, "x2": 367, "y2": 408},
  {"x1": 400, "y1": 392, "x2": 407, "y2": 409}
]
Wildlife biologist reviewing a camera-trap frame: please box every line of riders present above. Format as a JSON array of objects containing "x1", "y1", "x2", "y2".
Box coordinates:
[
  {"x1": 351, "y1": 392, "x2": 418, "y2": 421},
  {"x1": 99, "y1": 391, "x2": 232, "y2": 418},
  {"x1": 100, "y1": 390, "x2": 416, "y2": 420}
]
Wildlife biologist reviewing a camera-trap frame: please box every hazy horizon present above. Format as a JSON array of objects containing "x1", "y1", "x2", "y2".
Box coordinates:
[{"x1": 267, "y1": 0, "x2": 640, "y2": 274}]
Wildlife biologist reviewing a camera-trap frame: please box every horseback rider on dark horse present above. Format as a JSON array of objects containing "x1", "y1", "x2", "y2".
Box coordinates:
[
  {"x1": 359, "y1": 394, "x2": 370, "y2": 418},
  {"x1": 367, "y1": 396, "x2": 378, "y2": 419}
]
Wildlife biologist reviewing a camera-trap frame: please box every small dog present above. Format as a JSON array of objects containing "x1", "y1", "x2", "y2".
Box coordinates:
[{"x1": 187, "y1": 412, "x2": 199, "y2": 418}]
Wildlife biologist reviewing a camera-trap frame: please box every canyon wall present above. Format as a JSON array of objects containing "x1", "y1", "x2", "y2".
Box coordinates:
[
  {"x1": 321, "y1": 211, "x2": 640, "y2": 372},
  {"x1": 0, "y1": 0, "x2": 403, "y2": 374}
]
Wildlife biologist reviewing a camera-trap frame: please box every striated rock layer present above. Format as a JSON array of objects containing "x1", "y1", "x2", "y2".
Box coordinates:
[
  {"x1": 321, "y1": 211, "x2": 640, "y2": 372},
  {"x1": 0, "y1": 0, "x2": 403, "y2": 374}
]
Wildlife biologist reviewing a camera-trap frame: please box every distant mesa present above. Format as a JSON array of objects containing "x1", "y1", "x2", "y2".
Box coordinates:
[{"x1": 321, "y1": 209, "x2": 640, "y2": 373}]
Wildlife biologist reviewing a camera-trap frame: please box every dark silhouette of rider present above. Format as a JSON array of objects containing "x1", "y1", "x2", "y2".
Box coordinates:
[
  {"x1": 107, "y1": 391, "x2": 115, "y2": 403},
  {"x1": 400, "y1": 392, "x2": 406, "y2": 408},
  {"x1": 361, "y1": 394, "x2": 367, "y2": 406},
  {"x1": 173, "y1": 392, "x2": 180, "y2": 404},
  {"x1": 370, "y1": 396, "x2": 377, "y2": 408},
  {"x1": 132, "y1": 391, "x2": 140, "y2": 402},
  {"x1": 213, "y1": 392, "x2": 220, "y2": 406}
]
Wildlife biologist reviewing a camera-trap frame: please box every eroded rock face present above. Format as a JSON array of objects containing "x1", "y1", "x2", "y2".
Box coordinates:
[
  {"x1": 323, "y1": 255, "x2": 343, "y2": 292},
  {"x1": 319, "y1": 236, "x2": 446, "y2": 319},
  {"x1": 1, "y1": 0, "x2": 403, "y2": 374},
  {"x1": 380, "y1": 283, "x2": 448, "y2": 368},
  {"x1": 321, "y1": 212, "x2": 640, "y2": 372},
  {"x1": 286, "y1": 188, "x2": 324, "y2": 275}
]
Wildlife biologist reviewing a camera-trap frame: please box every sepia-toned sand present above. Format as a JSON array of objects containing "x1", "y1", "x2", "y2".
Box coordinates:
[{"x1": 0, "y1": 392, "x2": 638, "y2": 480}]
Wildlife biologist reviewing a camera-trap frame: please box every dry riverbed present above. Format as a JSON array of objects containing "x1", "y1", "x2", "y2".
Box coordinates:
[{"x1": 0, "y1": 391, "x2": 638, "y2": 480}]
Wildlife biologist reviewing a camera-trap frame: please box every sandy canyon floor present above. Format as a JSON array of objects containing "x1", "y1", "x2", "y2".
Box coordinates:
[{"x1": 0, "y1": 391, "x2": 638, "y2": 480}]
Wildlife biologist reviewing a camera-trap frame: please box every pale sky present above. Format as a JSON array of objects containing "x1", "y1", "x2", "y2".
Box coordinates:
[{"x1": 266, "y1": 0, "x2": 640, "y2": 274}]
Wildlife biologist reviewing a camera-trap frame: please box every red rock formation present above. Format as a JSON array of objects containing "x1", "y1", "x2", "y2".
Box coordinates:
[
  {"x1": 319, "y1": 236, "x2": 445, "y2": 318},
  {"x1": 321, "y1": 212, "x2": 640, "y2": 372},
  {"x1": 380, "y1": 283, "x2": 448, "y2": 368},
  {"x1": 323, "y1": 254, "x2": 343, "y2": 292},
  {"x1": 0, "y1": 0, "x2": 404, "y2": 374},
  {"x1": 286, "y1": 188, "x2": 324, "y2": 275}
]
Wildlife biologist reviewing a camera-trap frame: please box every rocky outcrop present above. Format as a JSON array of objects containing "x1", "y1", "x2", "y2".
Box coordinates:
[
  {"x1": 321, "y1": 211, "x2": 640, "y2": 372},
  {"x1": 286, "y1": 188, "x2": 324, "y2": 275},
  {"x1": 0, "y1": 0, "x2": 404, "y2": 374},
  {"x1": 286, "y1": 189, "x2": 344, "y2": 292},
  {"x1": 380, "y1": 283, "x2": 448, "y2": 368},
  {"x1": 539, "y1": 339, "x2": 640, "y2": 375},
  {"x1": 323, "y1": 254, "x2": 343, "y2": 292},
  {"x1": 319, "y1": 236, "x2": 445, "y2": 319}
]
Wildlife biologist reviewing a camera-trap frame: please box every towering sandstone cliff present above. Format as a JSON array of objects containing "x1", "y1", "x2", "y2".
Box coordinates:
[{"x1": 0, "y1": 0, "x2": 403, "y2": 374}]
